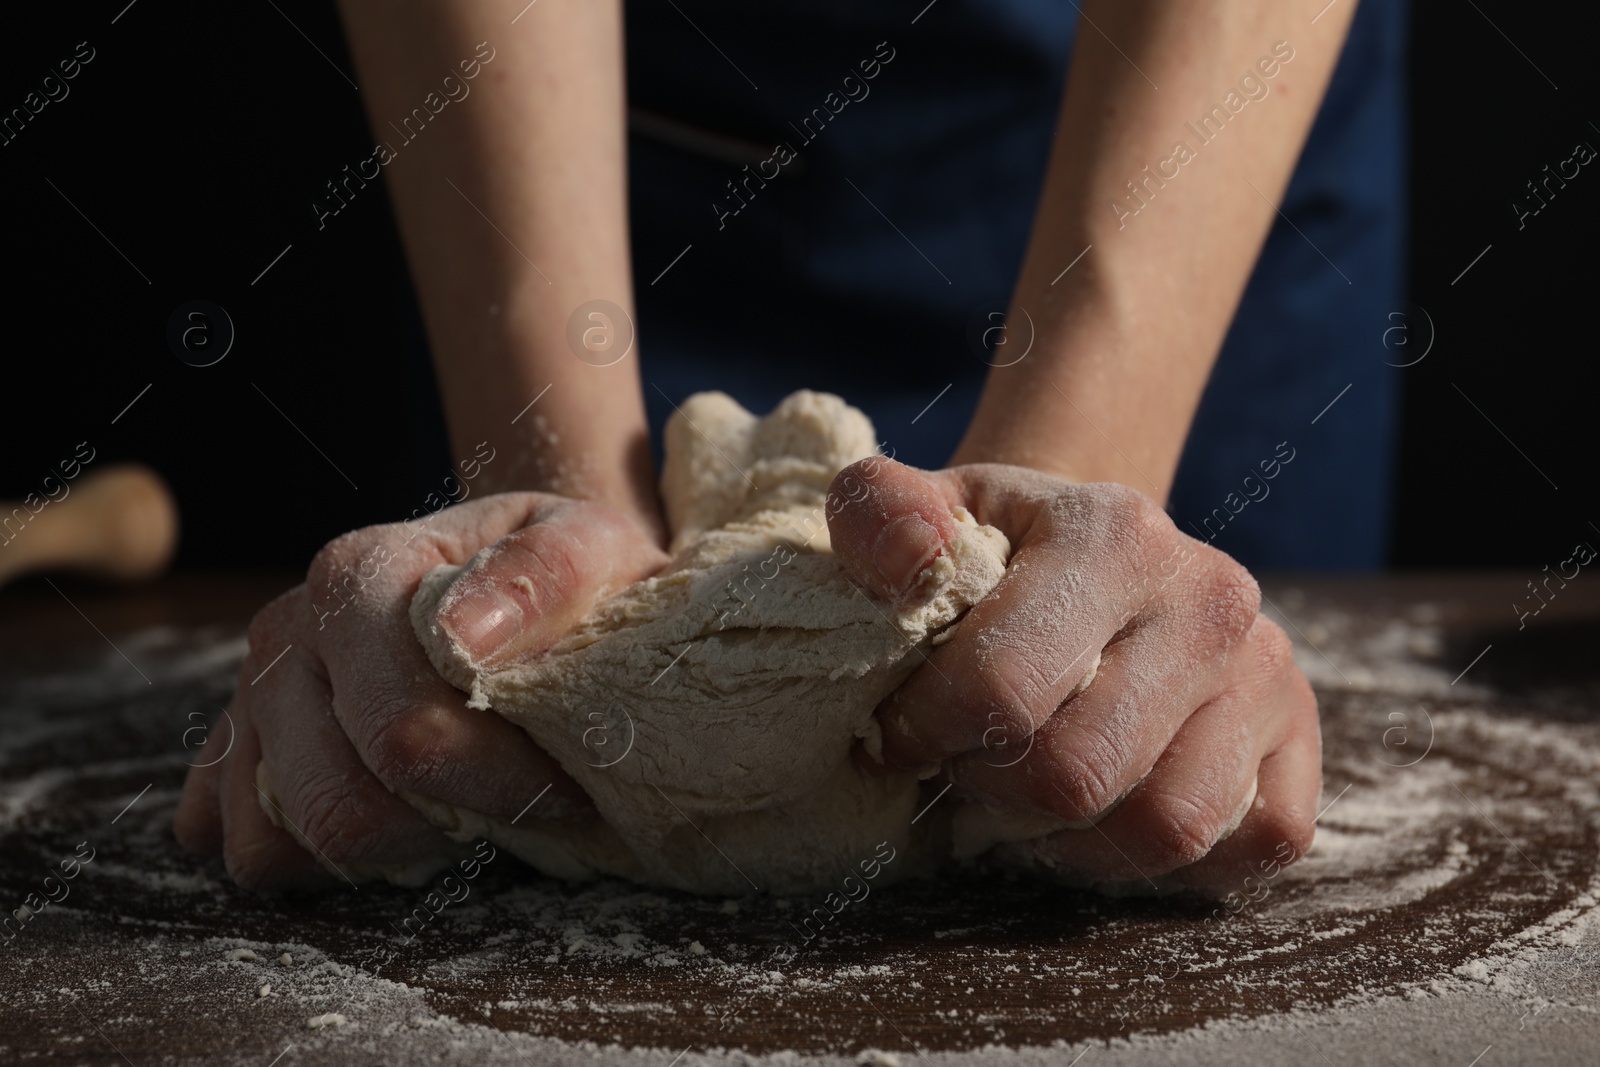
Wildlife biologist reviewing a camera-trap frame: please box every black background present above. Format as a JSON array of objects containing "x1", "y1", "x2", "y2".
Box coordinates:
[{"x1": 0, "y1": 0, "x2": 1592, "y2": 573}]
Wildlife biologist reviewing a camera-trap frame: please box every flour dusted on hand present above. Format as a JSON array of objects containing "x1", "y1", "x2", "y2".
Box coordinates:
[{"x1": 409, "y1": 391, "x2": 1023, "y2": 895}]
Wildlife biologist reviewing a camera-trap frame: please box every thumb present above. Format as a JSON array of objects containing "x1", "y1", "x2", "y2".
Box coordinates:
[
  {"x1": 434, "y1": 499, "x2": 668, "y2": 667},
  {"x1": 826, "y1": 457, "x2": 959, "y2": 604}
]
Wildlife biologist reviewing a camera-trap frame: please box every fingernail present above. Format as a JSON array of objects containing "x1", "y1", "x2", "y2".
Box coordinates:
[
  {"x1": 442, "y1": 587, "x2": 524, "y2": 664},
  {"x1": 872, "y1": 514, "x2": 945, "y2": 599}
]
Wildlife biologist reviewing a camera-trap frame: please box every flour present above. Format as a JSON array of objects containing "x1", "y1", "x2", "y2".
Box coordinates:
[{"x1": 6, "y1": 438, "x2": 1598, "y2": 1064}]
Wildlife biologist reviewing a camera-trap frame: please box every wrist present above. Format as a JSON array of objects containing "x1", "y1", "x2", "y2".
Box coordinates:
[
  {"x1": 464, "y1": 427, "x2": 665, "y2": 546},
  {"x1": 440, "y1": 335, "x2": 666, "y2": 545},
  {"x1": 951, "y1": 299, "x2": 1143, "y2": 491},
  {"x1": 952, "y1": 255, "x2": 1200, "y2": 502}
]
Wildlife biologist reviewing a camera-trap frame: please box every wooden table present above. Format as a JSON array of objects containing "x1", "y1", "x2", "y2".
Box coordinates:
[{"x1": 1, "y1": 572, "x2": 1597, "y2": 1065}]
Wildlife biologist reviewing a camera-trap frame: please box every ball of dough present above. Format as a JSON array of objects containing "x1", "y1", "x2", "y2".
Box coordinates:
[{"x1": 410, "y1": 391, "x2": 1018, "y2": 894}]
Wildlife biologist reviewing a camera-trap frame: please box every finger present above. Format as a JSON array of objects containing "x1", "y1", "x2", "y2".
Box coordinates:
[
  {"x1": 1020, "y1": 676, "x2": 1281, "y2": 884},
  {"x1": 347, "y1": 680, "x2": 597, "y2": 824},
  {"x1": 1022, "y1": 619, "x2": 1315, "y2": 885},
  {"x1": 217, "y1": 710, "x2": 333, "y2": 892},
  {"x1": 825, "y1": 457, "x2": 960, "y2": 604},
  {"x1": 309, "y1": 551, "x2": 598, "y2": 823},
  {"x1": 876, "y1": 479, "x2": 1175, "y2": 769},
  {"x1": 253, "y1": 643, "x2": 465, "y2": 882},
  {"x1": 1174, "y1": 660, "x2": 1319, "y2": 890},
  {"x1": 429, "y1": 496, "x2": 669, "y2": 667},
  {"x1": 945, "y1": 547, "x2": 1259, "y2": 820},
  {"x1": 176, "y1": 632, "x2": 290, "y2": 857},
  {"x1": 174, "y1": 712, "x2": 229, "y2": 856}
]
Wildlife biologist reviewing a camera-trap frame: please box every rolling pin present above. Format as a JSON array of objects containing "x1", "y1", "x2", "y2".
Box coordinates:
[{"x1": 0, "y1": 464, "x2": 179, "y2": 588}]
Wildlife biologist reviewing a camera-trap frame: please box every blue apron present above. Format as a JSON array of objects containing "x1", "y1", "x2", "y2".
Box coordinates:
[{"x1": 623, "y1": 0, "x2": 1407, "y2": 569}]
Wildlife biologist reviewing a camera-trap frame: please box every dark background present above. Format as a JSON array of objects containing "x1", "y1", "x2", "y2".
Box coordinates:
[{"x1": 0, "y1": 0, "x2": 1592, "y2": 574}]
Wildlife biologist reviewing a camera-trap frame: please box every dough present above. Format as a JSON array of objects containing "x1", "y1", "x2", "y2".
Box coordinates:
[
  {"x1": 408, "y1": 390, "x2": 1069, "y2": 895},
  {"x1": 257, "y1": 391, "x2": 1258, "y2": 894}
]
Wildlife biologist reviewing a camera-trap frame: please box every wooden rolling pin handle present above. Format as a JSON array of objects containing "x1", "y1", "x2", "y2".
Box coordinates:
[{"x1": 0, "y1": 464, "x2": 180, "y2": 586}]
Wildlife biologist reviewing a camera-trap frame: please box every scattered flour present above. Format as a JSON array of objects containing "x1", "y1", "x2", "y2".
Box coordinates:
[{"x1": 3, "y1": 538, "x2": 1597, "y2": 1064}]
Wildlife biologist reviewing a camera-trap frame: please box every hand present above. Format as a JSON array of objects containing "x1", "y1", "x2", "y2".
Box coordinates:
[
  {"x1": 174, "y1": 493, "x2": 669, "y2": 890},
  {"x1": 827, "y1": 458, "x2": 1319, "y2": 889}
]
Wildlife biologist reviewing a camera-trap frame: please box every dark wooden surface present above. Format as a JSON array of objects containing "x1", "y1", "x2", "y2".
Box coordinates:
[{"x1": 1, "y1": 571, "x2": 1597, "y2": 1064}]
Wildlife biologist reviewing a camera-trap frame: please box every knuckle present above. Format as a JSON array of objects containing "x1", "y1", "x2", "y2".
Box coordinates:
[
  {"x1": 477, "y1": 525, "x2": 585, "y2": 618},
  {"x1": 294, "y1": 780, "x2": 380, "y2": 861},
  {"x1": 242, "y1": 591, "x2": 302, "y2": 674},
  {"x1": 1137, "y1": 792, "x2": 1224, "y2": 871},
  {"x1": 524, "y1": 527, "x2": 586, "y2": 602},
  {"x1": 971, "y1": 652, "x2": 1056, "y2": 740},
  {"x1": 243, "y1": 616, "x2": 277, "y2": 665},
  {"x1": 305, "y1": 525, "x2": 397, "y2": 605},
  {"x1": 244, "y1": 592, "x2": 292, "y2": 650},
  {"x1": 1255, "y1": 808, "x2": 1316, "y2": 869},
  {"x1": 826, "y1": 458, "x2": 884, "y2": 513},
  {"x1": 1196, "y1": 555, "x2": 1261, "y2": 640},
  {"x1": 1251, "y1": 617, "x2": 1297, "y2": 678},
  {"x1": 1125, "y1": 484, "x2": 1168, "y2": 529},
  {"x1": 1111, "y1": 484, "x2": 1168, "y2": 550},
  {"x1": 1093, "y1": 480, "x2": 1151, "y2": 516},
  {"x1": 1057, "y1": 483, "x2": 1167, "y2": 561},
  {"x1": 307, "y1": 528, "x2": 369, "y2": 586},
  {"x1": 363, "y1": 703, "x2": 453, "y2": 792},
  {"x1": 1040, "y1": 745, "x2": 1122, "y2": 822}
]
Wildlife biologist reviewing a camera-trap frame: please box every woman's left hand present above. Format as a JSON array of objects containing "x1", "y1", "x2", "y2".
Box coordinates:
[{"x1": 825, "y1": 457, "x2": 1320, "y2": 890}]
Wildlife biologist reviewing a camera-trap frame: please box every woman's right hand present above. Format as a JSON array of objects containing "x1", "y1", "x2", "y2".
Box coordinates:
[{"x1": 174, "y1": 493, "x2": 668, "y2": 890}]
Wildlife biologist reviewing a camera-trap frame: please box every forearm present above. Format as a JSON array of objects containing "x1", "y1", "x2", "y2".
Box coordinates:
[
  {"x1": 953, "y1": 0, "x2": 1357, "y2": 501},
  {"x1": 337, "y1": 0, "x2": 659, "y2": 535}
]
